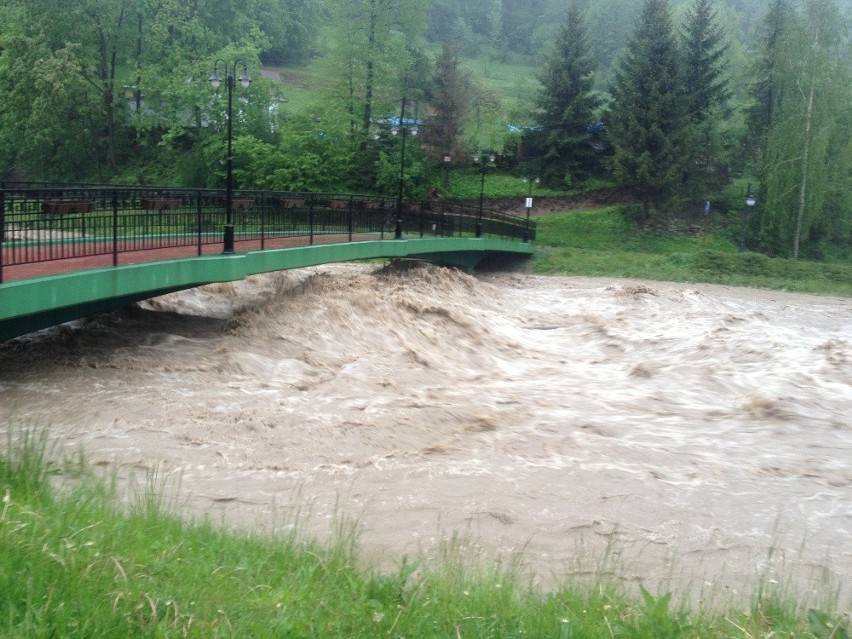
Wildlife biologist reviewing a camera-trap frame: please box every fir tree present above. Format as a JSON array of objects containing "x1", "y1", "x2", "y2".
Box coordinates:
[
  {"x1": 745, "y1": 0, "x2": 793, "y2": 161},
  {"x1": 606, "y1": 0, "x2": 689, "y2": 223},
  {"x1": 682, "y1": 0, "x2": 730, "y2": 122},
  {"x1": 535, "y1": 3, "x2": 600, "y2": 187},
  {"x1": 681, "y1": 0, "x2": 731, "y2": 189}
]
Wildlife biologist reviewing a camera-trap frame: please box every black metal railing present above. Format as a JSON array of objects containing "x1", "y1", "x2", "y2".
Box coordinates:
[{"x1": 0, "y1": 184, "x2": 535, "y2": 283}]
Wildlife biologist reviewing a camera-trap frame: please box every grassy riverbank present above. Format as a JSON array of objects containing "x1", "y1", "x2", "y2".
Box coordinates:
[
  {"x1": 532, "y1": 207, "x2": 852, "y2": 297},
  {"x1": 1, "y1": 427, "x2": 848, "y2": 638}
]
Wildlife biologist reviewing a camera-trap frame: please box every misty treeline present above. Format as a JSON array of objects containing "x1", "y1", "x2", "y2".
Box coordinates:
[{"x1": 0, "y1": 0, "x2": 849, "y2": 259}]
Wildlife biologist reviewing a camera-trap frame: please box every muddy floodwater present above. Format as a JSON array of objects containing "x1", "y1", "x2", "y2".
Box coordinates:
[{"x1": 1, "y1": 263, "x2": 850, "y2": 607}]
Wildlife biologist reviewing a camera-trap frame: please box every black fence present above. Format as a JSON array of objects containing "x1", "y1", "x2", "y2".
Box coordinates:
[{"x1": 0, "y1": 185, "x2": 535, "y2": 283}]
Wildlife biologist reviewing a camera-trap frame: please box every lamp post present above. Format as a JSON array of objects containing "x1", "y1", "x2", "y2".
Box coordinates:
[
  {"x1": 523, "y1": 177, "x2": 539, "y2": 242},
  {"x1": 210, "y1": 59, "x2": 251, "y2": 254},
  {"x1": 740, "y1": 183, "x2": 757, "y2": 251},
  {"x1": 393, "y1": 95, "x2": 418, "y2": 240},
  {"x1": 474, "y1": 151, "x2": 495, "y2": 238}
]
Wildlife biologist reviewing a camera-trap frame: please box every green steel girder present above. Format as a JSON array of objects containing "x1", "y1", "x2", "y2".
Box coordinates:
[{"x1": 0, "y1": 238, "x2": 533, "y2": 341}]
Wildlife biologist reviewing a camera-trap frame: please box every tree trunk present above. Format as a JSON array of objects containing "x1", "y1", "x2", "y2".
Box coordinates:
[{"x1": 362, "y1": 0, "x2": 377, "y2": 135}]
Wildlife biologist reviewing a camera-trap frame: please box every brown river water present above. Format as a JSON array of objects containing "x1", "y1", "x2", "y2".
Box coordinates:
[{"x1": 1, "y1": 263, "x2": 850, "y2": 609}]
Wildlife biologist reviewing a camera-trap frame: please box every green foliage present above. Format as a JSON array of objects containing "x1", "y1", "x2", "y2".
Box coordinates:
[
  {"x1": 257, "y1": 0, "x2": 323, "y2": 65},
  {"x1": 231, "y1": 131, "x2": 356, "y2": 193},
  {"x1": 0, "y1": 427, "x2": 56, "y2": 504},
  {"x1": 375, "y1": 137, "x2": 434, "y2": 201},
  {"x1": 534, "y1": 4, "x2": 602, "y2": 188},
  {"x1": 319, "y1": 0, "x2": 429, "y2": 140},
  {"x1": 606, "y1": 0, "x2": 692, "y2": 223},
  {"x1": 745, "y1": 0, "x2": 794, "y2": 158},
  {"x1": 424, "y1": 43, "x2": 472, "y2": 164},
  {"x1": 748, "y1": 0, "x2": 852, "y2": 258},
  {"x1": 533, "y1": 207, "x2": 852, "y2": 295},
  {"x1": 0, "y1": 28, "x2": 103, "y2": 179},
  {"x1": 681, "y1": 0, "x2": 731, "y2": 122}
]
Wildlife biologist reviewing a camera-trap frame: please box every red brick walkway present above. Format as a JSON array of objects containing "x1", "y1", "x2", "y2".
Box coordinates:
[{"x1": 0, "y1": 233, "x2": 384, "y2": 283}]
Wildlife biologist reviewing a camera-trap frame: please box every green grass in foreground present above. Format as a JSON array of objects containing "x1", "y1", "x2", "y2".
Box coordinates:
[
  {"x1": 1, "y1": 426, "x2": 849, "y2": 638},
  {"x1": 533, "y1": 207, "x2": 852, "y2": 297}
]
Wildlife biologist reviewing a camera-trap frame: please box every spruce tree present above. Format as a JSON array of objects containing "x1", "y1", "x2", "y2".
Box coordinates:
[
  {"x1": 745, "y1": 0, "x2": 793, "y2": 161},
  {"x1": 681, "y1": 0, "x2": 731, "y2": 190},
  {"x1": 606, "y1": 0, "x2": 689, "y2": 223},
  {"x1": 682, "y1": 0, "x2": 730, "y2": 122},
  {"x1": 535, "y1": 3, "x2": 600, "y2": 187}
]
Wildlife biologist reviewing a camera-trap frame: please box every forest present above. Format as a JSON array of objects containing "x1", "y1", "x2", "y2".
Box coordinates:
[{"x1": 0, "y1": 0, "x2": 850, "y2": 260}]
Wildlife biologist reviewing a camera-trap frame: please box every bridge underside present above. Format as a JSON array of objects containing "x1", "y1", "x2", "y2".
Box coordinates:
[{"x1": 0, "y1": 238, "x2": 533, "y2": 341}]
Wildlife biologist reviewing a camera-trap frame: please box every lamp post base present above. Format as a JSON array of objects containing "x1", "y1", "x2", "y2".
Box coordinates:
[
  {"x1": 395, "y1": 218, "x2": 403, "y2": 240},
  {"x1": 223, "y1": 223, "x2": 235, "y2": 254},
  {"x1": 475, "y1": 221, "x2": 482, "y2": 238}
]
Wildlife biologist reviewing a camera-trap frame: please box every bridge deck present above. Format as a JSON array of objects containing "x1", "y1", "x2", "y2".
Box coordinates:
[{"x1": 0, "y1": 232, "x2": 375, "y2": 282}]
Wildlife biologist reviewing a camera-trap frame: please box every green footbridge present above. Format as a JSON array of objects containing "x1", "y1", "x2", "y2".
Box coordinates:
[{"x1": 1, "y1": 181, "x2": 536, "y2": 342}]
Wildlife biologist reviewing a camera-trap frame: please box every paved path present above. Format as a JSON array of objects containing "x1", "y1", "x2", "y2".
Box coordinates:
[{"x1": 0, "y1": 233, "x2": 380, "y2": 283}]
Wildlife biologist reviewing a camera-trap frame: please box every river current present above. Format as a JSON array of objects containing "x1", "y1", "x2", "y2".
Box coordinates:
[{"x1": 1, "y1": 263, "x2": 850, "y2": 608}]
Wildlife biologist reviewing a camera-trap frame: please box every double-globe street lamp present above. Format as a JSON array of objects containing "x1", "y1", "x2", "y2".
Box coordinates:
[
  {"x1": 392, "y1": 95, "x2": 419, "y2": 240},
  {"x1": 473, "y1": 151, "x2": 495, "y2": 238},
  {"x1": 210, "y1": 59, "x2": 252, "y2": 254}
]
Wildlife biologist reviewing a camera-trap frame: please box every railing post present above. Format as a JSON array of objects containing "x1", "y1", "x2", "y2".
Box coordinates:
[
  {"x1": 112, "y1": 190, "x2": 119, "y2": 267},
  {"x1": 0, "y1": 187, "x2": 5, "y2": 283},
  {"x1": 196, "y1": 190, "x2": 203, "y2": 256},
  {"x1": 348, "y1": 195, "x2": 353, "y2": 242},
  {"x1": 308, "y1": 193, "x2": 314, "y2": 245},
  {"x1": 259, "y1": 191, "x2": 266, "y2": 250}
]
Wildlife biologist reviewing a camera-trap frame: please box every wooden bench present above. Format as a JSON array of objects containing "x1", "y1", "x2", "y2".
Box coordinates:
[
  {"x1": 141, "y1": 198, "x2": 182, "y2": 211},
  {"x1": 42, "y1": 200, "x2": 94, "y2": 216},
  {"x1": 280, "y1": 198, "x2": 306, "y2": 209}
]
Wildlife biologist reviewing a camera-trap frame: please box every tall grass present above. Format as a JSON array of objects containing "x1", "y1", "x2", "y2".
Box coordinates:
[
  {"x1": 1, "y1": 423, "x2": 848, "y2": 638},
  {"x1": 533, "y1": 207, "x2": 852, "y2": 297}
]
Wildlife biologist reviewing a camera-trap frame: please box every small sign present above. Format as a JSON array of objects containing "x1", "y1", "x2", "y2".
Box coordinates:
[{"x1": 525, "y1": 197, "x2": 533, "y2": 208}]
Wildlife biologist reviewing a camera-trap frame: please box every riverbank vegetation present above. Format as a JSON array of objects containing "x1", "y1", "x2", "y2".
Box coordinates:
[
  {"x1": 533, "y1": 206, "x2": 852, "y2": 297},
  {"x1": 1, "y1": 426, "x2": 848, "y2": 638}
]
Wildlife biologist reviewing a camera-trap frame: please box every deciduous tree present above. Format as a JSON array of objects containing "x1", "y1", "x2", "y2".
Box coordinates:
[
  {"x1": 425, "y1": 43, "x2": 472, "y2": 174},
  {"x1": 754, "y1": 0, "x2": 851, "y2": 258}
]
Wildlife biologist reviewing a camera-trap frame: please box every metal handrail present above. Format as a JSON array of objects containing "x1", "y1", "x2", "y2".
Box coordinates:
[{"x1": 0, "y1": 185, "x2": 535, "y2": 283}]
